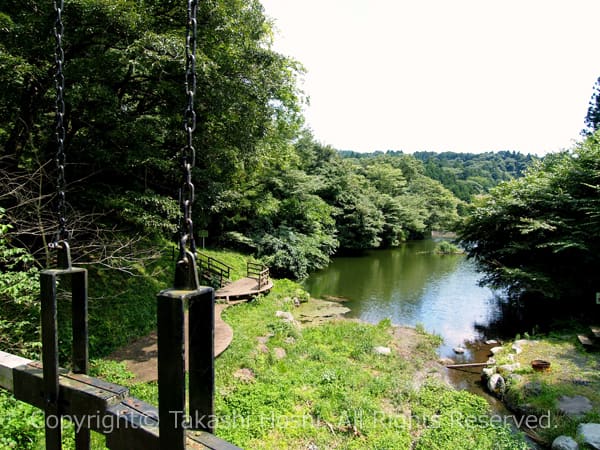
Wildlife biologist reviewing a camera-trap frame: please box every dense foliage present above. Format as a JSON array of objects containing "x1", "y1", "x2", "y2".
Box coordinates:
[
  {"x1": 459, "y1": 134, "x2": 600, "y2": 313},
  {"x1": 0, "y1": 1, "x2": 468, "y2": 280},
  {"x1": 341, "y1": 150, "x2": 537, "y2": 201}
]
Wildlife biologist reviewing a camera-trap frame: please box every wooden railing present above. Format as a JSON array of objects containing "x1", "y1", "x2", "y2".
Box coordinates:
[
  {"x1": 247, "y1": 262, "x2": 270, "y2": 290},
  {"x1": 197, "y1": 253, "x2": 233, "y2": 288},
  {"x1": 0, "y1": 351, "x2": 240, "y2": 450}
]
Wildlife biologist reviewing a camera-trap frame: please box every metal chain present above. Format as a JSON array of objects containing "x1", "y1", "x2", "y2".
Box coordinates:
[
  {"x1": 178, "y1": 0, "x2": 198, "y2": 261},
  {"x1": 53, "y1": 0, "x2": 68, "y2": 245}
]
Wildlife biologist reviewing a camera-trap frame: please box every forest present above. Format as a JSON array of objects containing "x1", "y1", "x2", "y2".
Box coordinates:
[
  {"x1": 1, "y1": 0, "x2": 600, "y2": 448},
  {"x1": 0, "y1": 0, "x2": 532, "y2": 283}
]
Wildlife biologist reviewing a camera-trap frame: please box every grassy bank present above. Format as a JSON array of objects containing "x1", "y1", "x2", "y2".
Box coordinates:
[
  {"x1": 1, "y1": 248, "x2": 530, "y2": 449},
  {"x1": 482, "y1": 331, "x2": 600, "y2": 446}
]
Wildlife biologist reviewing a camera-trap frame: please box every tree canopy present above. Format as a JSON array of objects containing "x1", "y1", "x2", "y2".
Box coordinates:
[{"x1": 459, "y1": 134, "x2": 600, "y2": 312}]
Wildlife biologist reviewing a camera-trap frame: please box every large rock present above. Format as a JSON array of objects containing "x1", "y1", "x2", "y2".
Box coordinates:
[
  {"x1": 489, "y1": 346, "x2": 504, "y2": 355},
  {"x1": 578, "y1": 423, "x2": 600, "y2": 449},
  {"x1": 557, "y1": 395, "x2": 593, "y2": 418},
  {"x1": 552, "y1": 435, "x2": 579, "y2": 450},
  {"x1": 487, "y1": 373, "x2": 505, "y2": 397}
]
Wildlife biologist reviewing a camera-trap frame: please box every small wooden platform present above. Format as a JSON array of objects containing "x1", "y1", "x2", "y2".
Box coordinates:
[
  {"x1": 215, "y1": 277, "x2": 273, "y2": 301},
  {"x1": 578, "y1": 334, "x2": 595, "y2": 347},
  {"x1": 591, "y1": 326, "x2": 600, "y2": 338}
]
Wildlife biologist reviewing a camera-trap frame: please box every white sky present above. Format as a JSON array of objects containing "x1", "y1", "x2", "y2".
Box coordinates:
[{"x1": 260, "y1": 0, "x2": 600, "y2": 155}]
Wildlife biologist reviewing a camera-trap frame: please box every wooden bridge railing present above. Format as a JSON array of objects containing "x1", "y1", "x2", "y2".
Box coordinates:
[
  {"x1": 1, "y1": 245, "x2": 241, "y2": 450},
  {"x1": 0, "y1": 351, "x2": 240, "y2": 450},
  {"x1": 247, "y1": 262, "x2": 270, "y2": 290},
  {"x1": 197, "y1": 252, "x2": 233, "y2": 288}
]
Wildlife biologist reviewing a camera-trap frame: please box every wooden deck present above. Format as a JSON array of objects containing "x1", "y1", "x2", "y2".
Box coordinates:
[{"x1": 215, "y1": 276, "x2": 273, "y2": 301}]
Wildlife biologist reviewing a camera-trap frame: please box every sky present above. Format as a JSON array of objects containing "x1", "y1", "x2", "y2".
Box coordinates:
[{"x1": 260, "y1": 0, "x2": 600, "y2": 155}]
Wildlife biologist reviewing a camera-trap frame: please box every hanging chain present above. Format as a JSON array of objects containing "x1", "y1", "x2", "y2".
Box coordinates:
[
  {"x1": 178, "y1": 0, "x2": 198, "y2": 261},
  {"x1": 53, "y1": 0, "x2": 68, "y2": 245}
]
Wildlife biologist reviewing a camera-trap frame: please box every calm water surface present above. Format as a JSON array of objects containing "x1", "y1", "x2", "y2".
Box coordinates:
[{"x1": 303, "y1": 239, "x2": 500, "y2": 358}]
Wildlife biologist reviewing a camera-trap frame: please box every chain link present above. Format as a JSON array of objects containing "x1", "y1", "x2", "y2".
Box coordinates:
[
  {"x1": 178, "y1": 0, "x2": 198, "y2": 260},
  {"x1": 53, "y1": 0, "x2": 68, "y2": 245}
]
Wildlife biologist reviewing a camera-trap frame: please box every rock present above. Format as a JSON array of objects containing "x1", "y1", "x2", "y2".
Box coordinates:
[
  {"x1": 438, "y1": 357, "x2": 455, "y2": 365},
  {"x1": 511, "y1": 344, "x2": 523, "y2": 354},
  {"x1": 374, "y1": 346, "x2": 392, "y2": 355},
  {"x1": 558, "y1": 395, "x2": 593, "y2": 418},
  {"x1": 577, "y1": 423, "x2": 600, "y2": 449},
  {"x1": 273, "y1": 347, "x2": 287, "y2": 360},
  {"x1": 233, "y1": 368, "x2": 255, "y2": 382},
  {"x1": 275, "y1": 310, "x2": 295, "y2": 323},
  {"x1": 481, "y1": 367, "x2": 496, "y2": 379},
  {"x1": 486, "y1": 357, "x2": 496, "y2": 365},
  {"x1": 293, "y1": 297, "x2": 301, "y2": 307},
  {"x1": 506, "y1": 353, "x2": 515, "y2": 362},
  {"x1": 256, "y1": 336, "x2": 270, "y2": 344},
  {"x1": 552, "y1": 435, "x2": 579, "y2": 450},
  {"x1": 489, "y1": 346, "x2": 504, "y2": 355},
  {"x1": 498, "y1": 363, "x2": 520, "y2": 374},
  {"x1": 284, "y1": 336, "x2": 296, "y2": 345},
  {"x1": 487, "y1": 373, "x2": 506, "y2": 396},
  {"x1": 453, "y1": 346, "x2": 466, "y2": 354},
  {"x1": 485, "y1": 339, "x2": 499, "y2": 345},
  {"x1": 257, "y1": 343, "x2": 269, "y2": 354},
  {"x1": 506, "y1": 373, "x2": 522, "y2": 384},
  {"x1": 523, "y1": 381, "x2": 543, "y2": 397}
]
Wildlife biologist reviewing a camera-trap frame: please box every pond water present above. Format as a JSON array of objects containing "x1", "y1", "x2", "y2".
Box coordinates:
[{"x1": 303, "y1": 239, "x2": 501, "y2": 358}]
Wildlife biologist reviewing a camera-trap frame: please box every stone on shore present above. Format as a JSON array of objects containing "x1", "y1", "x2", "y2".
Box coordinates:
[
  {"x1": 551, "y1": 435, "x2": 579, "y2": 450},
  {"x1": 557, "y1": 395, "x2": 593, "y2": 418},
  {"x1": 577, "y1": 423, "x2": 600, "y2": 449}
]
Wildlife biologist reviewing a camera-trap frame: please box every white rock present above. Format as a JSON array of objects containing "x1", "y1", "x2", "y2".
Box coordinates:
[
  {"x1": 453, "y1": 347, "x2": 466, "y2": 354},
  {"x1": 577, "y1": 423, "x2": 600, "y2": 449},
  {"x1": 481, "y1": 367, "x2": 496, "y2": 379},
  {"x1": 552, "y1": 435, "x2": 579, "y2": 450},
  {"x1": 485, "y1": 339, "x2": 498, "y2": 345},
  {"x1": 511, "y1": 344, "x2": 523, "y2": 354},
  {"x1": 373, "y1": 346, "x2": 392, "y2": 355},
  {"x1": 487, "y1": 373, "x2": 506, "y2": 396},
  {"x1": 489, "y1": 346, "x2": 504, "y2": 355}
]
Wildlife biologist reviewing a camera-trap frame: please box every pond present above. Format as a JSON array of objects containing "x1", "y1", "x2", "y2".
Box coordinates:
[{"x1": 303, "y1": 239, "x2": 501, "y2": 358}]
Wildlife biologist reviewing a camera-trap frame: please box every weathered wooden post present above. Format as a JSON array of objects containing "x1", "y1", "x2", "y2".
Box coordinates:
[
  {"x1": 40, "y1": 242, "x2": 89, "y2": 450},
  {"x1": 157, "y1": 252, "x2": 215, "y2": 449}
]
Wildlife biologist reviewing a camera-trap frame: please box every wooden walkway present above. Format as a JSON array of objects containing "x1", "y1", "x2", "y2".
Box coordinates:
[{"x1": 215, "y1": 276, "x2": 274, "y2": 301}]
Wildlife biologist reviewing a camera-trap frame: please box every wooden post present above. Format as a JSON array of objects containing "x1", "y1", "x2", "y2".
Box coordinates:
[
  {"x1": 40, "y1": 266, "x2": 89, "y2": 450},
  {"x1": 157, "y1": 286, "x2": 215, "y2": 448},
  {"x1": 188, "y1": 287, "x2": 215, "y2": 432},
  {"x1": 157, "y1": 290, "x2": 186, "y2": 450}
]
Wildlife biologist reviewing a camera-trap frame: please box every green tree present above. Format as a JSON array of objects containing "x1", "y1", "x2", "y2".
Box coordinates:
[
  {"x1": 459, "y1": 134, "x2": 600, "y2": 311},
  {"x1": 583, "y1": 76, "x2": 600, "y2": 136},
  {"x1": 0, "y1": 0, "x2": 304, "y2": 254}
]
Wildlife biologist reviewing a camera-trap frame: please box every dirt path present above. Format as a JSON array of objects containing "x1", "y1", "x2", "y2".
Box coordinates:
[{"x1": 107, "y1": 303, "x2": 233, "y2": 383}]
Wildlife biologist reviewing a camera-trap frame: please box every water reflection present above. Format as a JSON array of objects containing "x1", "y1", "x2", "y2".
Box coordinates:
[{"x1": 303, "y1": 240, "x2": 501, "y2": 357}]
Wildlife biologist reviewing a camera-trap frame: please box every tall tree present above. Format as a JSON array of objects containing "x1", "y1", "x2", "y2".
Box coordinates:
[{"x1": 583, "y1": 76, "x2": 600, "y2": 136}]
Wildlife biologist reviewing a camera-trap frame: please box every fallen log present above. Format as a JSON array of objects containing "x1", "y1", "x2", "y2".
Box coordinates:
[{"x1": 445, "y1": 362, "x2": 493, "y2": 369}]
